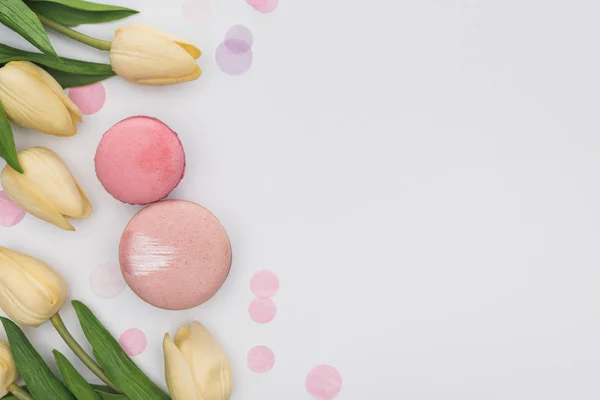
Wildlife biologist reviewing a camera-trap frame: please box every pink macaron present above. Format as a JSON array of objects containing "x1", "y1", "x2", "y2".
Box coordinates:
[
  {"x1": 95, "y1": 116, "x2": 186, "y2": 205},
  {"x1": 119, "y1": 200, "x2": 232, "y2": 310}
]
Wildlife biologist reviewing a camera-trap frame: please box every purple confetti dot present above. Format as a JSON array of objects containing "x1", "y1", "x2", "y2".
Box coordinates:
[
  {"x1": 224, "y1": 39, "x2": 251, "y2": 55},
  {"x1": 225, "y1": 25, "x2": 254, "y2": 48},
  {"x1": 216, "y1": 42, "x2": 253, "y2": 75}
]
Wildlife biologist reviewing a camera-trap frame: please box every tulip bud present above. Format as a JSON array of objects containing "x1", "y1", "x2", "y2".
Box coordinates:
[
  {"x1": 0, "y1": 247, "x2": 68, "y2": 327},
  {"x1": 1, "y1": 147, "x2": 92, "y2": 231},
  {"x1": 0, "y1": 61, "x2": 82, "y2": 136},
  {"x1": 110, "y1": 25, "x2": 202, "y2": 85},
  {"x1": 0, "y1": 340, "x2": 17, "y2": 397},
  {"x1": 163, "y1": 322, "x2": 232, "y2": 400}
]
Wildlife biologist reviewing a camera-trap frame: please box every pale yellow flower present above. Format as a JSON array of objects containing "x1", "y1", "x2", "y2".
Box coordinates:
[
  {"x1": 110, "y1": 25, "x2": 201, "y2": 85},
  {"x1": 163, "y1": 322, "x2": 232, "y2": 400},
  {"x1": 1, "y1": 147, "x2": 92, "y2": 231},
  {"x1": 0, "y1": 247, "x2": 68, "y2": 327},
  {"x1": 0, "y1": 61, "x2": 82, "y2": 136},
  {"x1": 0, "y1": 340, "x2": 17, "y2": 397}
]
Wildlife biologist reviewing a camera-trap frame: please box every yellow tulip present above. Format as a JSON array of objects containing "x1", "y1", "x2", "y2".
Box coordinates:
[
  {"x1": 110, "y1": 25, "x2": 202, "y2": 85},
  {"x1": 0, "y1": 247, "x2": 68, "y2": 328},
  {"x1": 163, "y1": 322, "x2": 232, "y2": 400},
  {"x1": 1, "y1": 147, "x2": 92, "y2": 231},
  {"x1": 0, "y1": 340, "x2": 17, "y2": 398},
  {"x1": 0, "y1": 61, "x2": 82, "y2": 136}
]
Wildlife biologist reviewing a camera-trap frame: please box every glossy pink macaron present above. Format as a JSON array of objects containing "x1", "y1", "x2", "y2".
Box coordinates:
[
  {"x1": 119, "y1": 200, "x2": 232, "y2": 310},
  {"x1": 95, "y1": 116, "x2": 186, "y2": 205}
]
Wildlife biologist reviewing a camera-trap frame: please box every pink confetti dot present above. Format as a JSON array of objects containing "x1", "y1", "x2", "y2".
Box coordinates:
[
  {"x1": 246, "y1": 0, "x2": 265, "y2": 6},
  {"x1": 306, "y1": 365, "x2": 343, "y2": 400},
  {"x1": 68, "y1": 82, "x2": 106, "y2": 115},
  {"x1": 253, "y1": 0, "x2": 278, "y2": 13},
  {"x1": 251, "y1": 269, "x2": 279, "y2": 298},
  {"x1": 216, "y1": 42, "x2": 253, "y2": 75},
  {"x1": 225, "y1": 25, "x2": 253, "y2": 48},
  {"x1": 90, "y1": 262, "x2": 127, "y2": 299},
  {"x1": 248, "y1": 298, "x2": 277, "y2": 324},
  {"x1": 182, "y1": 0, "x2": 212, "y2": 24},
  {"x1": 0, "y1": 191, "x2": 26, "y2": 227},
  {"x1": 247, "y1": 346, "x2": 275, "y2": 373},
  {"x1": 119, "y1": 328, "x2": 147, "y2": 356}
]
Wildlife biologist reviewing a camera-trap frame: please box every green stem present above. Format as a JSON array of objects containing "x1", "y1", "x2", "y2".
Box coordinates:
[
  {"x1": 8, "y1": 384, "x2": 34, "y2": 400},
  {"x1": 50, "y1": 314, "x2": 121, "y2": 393},
  {"x1": 36, "y1": 14, "x2": 112, "y2": 51}
]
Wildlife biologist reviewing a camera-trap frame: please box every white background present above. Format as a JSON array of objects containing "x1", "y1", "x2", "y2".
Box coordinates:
[{"x1": 2, "y1": 0, "x2": 600, "y2": 398}]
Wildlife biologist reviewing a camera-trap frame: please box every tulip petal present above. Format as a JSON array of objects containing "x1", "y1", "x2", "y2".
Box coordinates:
[
  {"x1": 116, "y1": 25, "x2": 201, "y2": 59},
  {"x1": 175, "y1": 322, "x2": 232, "y2": 400},
  {"x1": 0, "y1": 62, "x2": 77, "y2": 137},
  {"x1": 135, "y1": 66, "x2": 202, "y2": 86},
  {"x1": 163, "y1": 334, "x2": 201, "y2": 400},
  {"x1": 110, "y1": 25, "x2": 201, "y2": 85},
  {"x1": 1, "y1": 163, "x2": 75, "y2": 231},
  {"x1": 0, "y1": 340, "x2": 17, "y2": 398},
  {"x1": 10, "y1": 62, "x2": 82, "y2": 123},
  {"x1": 0, "y1": 247, "x2": 68, "y2": 327},
  {"x1": 18, "y1": 147, "x2": 90, "y2": 220}
]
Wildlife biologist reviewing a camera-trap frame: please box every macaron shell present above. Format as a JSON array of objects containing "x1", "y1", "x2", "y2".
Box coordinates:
[
  {"x1": 119, "y1": 200, "x2": 232, "y2": 310},
  {"x1": 95, "y1": 116, "x2": 186, "y2": 205}
]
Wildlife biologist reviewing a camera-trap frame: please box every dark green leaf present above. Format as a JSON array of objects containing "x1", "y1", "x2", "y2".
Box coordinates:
[
  {"x1": 72, "y1": 301, "x2": 171, "y2": 400},
  {"x1": 90, "y1": 386, "x2": 128, "y2": 400},
  {"x1": 0, "y1": 43, "x2": 115, "y2": 88},
  {"x1": 0, "y1": 0, "x2": 57, "y2": 56},
  {"x1": 0, "y1": 43, "x2": 113, "y2": 75},
  {"x1": 1, "y1": 386, "x2": 127, "y2": 400},
  {"x1": 0, "y1": 102, "x2": 23, "y2": 173},
  {"x1": 89, "y1": 385, "x2": 117, "y2": 395},
  {"x1": 0, "y1": 317, "x2": 76, "y2": 400},
  {"x1": 44, "y1": 68, "x2": 114, "y2": 88},
  {"x1": 54, "y1": 350, "x2": 102, "y2": 400},
  {"x1": 94, "y1": 392, "x2": 128, "y2": 400},
  {"x1": 26, "y1": 0, "x2": 138, "y2": 27}
]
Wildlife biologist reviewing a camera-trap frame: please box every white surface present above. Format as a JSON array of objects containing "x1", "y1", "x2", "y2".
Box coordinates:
[{"x1": 2, "y1": 0, "x2": 600, "y2": 398}]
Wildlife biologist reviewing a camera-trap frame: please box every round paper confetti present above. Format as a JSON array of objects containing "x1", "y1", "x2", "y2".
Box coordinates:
[
  {"x1": 182, "y1": 0, "x2": 212, "y2": 24},
  {"x1": 246, "y1": 0, "x2": 265, "y2": 6},
  {"x1": 253, "y1": 0, "x2": 278, "y2": 13},
  {"x1": 306, "y1": 365, "x2": 343, "y2": 400},
  {"x1": 68, "y1": 83, "x2": 106, "y2": 115},
  {"x1": 216, "y1": 42, "x2": 253, "y2": 75},
  {"x1": 0, "y1": 191, "x2": 26, "y2": 227},
  {"x1": 250, "y1": 269, "x2": 279, "y2": 298},
  {"x1": 247, "y1": 346, "x2": 275, "y2": 373},
  {"x1": 225, "y1": 25, "x2": 253, "y2": 48},
  {"x1": 224, "y1": 39, "x2": 251, "y2": 55},
  {"x1": 119, "y1": 328, "x2": 147, "y2": 356},
  {"x1": 248, "y1": 298, "x2": 277, "y2": 323},
  {"x1": 90, "y1": 262, "x2": 127, "y2": 299}
]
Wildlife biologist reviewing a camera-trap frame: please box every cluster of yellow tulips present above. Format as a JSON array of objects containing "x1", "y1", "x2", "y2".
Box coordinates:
[
  {"x1": 0, "y1": 247, "x2": 233, "y2": 399},
  {"x1": 0, "y1": 25, "x2": 201, "y2": 138}
]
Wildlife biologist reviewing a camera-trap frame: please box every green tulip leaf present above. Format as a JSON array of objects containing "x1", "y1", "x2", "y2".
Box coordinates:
[
  {"x1": 44, "y1": 68, "x2": 115, "y2": 88},
  {"x1": 94, "y1": 392, "x2": 128, "y2": 400},
  {"x1": 0, "y1": 0, "x2": 57, "y2": 56},
  {"x1": 0, "y1": 102, "x2": 23, "y2": 173},
  {"x1": 0, "y1": 43, "x2": 114, "y2": 75},
  {"x1": 0, "y1": 317, "x2": 76, "y2": 400},
  {"x1": 90, "y1": 386, "x2": 128, "y2": 400},
  {"x1": 54, "y1": 350, "x2": 102, "y2": 400},
  {"x1": 1, "y1": 386, "x2": 127, "y2": 400},
  {"x1": 72, "y1": 301, "x2": 171, "y2": 400},
  {"x1": 0, "y1": 43, "x2": 115, "y2": 88},
  {"x1": 26, "y1": 0, "x2": 138, "y2": 27}
]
